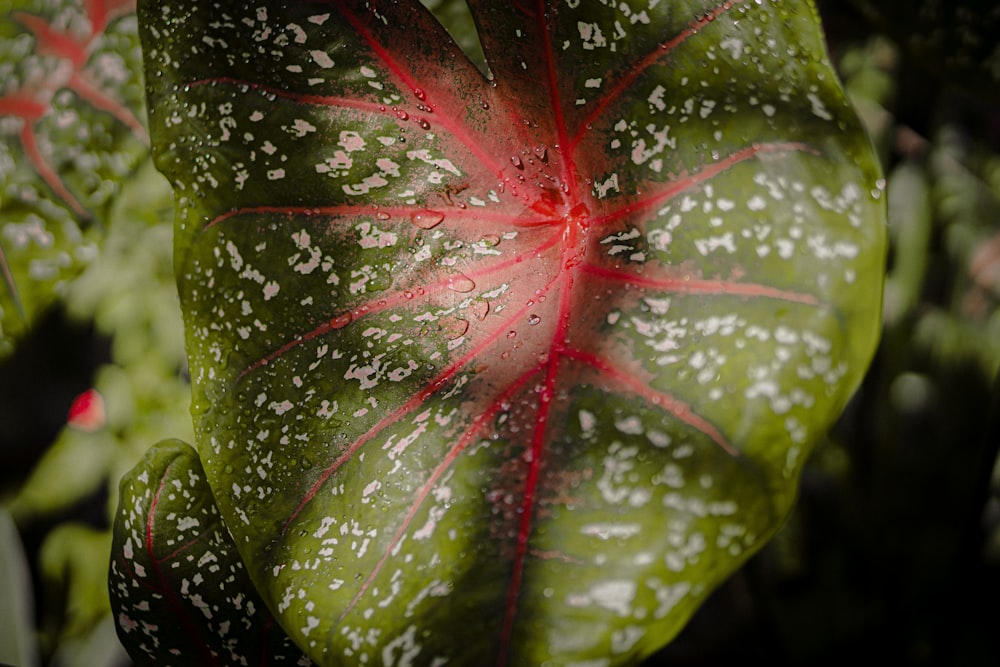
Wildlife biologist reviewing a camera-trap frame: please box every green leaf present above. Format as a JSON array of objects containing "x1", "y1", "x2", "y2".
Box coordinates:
[
  {"x1": 38, "y1": 524, "x2": 114, "y2": 651},
  {"x1": 109, "y1": 439, "x2": 310, "y2": 666},
  {"x1": 0, "y1": 0, "x2": 149, "y2": 358},
  {"x1": 0, "y1": 507, "x2": 39, "y2": 667},
  {"x1": 136, "y1": 0, "x2": 886, "y2": 664}
]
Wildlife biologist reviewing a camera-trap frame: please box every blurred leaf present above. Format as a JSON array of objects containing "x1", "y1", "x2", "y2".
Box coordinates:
[
  {"x1": 39, "y1": 524, "x2": 114, "y2": 650},
  {"x1": 419, "y1": 0, "x2": 484, "y2": 73},
  {"x1": 0, "y1": 0, "x2": 150, "y2": 358},
  {"x1": 849, "y1": 0, "x2": 1000, "y2": 100},
  {"x1": 8, "y1": 428, "x2": 114, "y2": 523},
  {"x1": 50, "y1": 615, "x2": 129, "y2": 667},
  {"x1": 0, "y1": 507, "x2": 39, "y2": 667},
  {"x1": 884, "y1": 160, "x2": 932, "y2": 323}
]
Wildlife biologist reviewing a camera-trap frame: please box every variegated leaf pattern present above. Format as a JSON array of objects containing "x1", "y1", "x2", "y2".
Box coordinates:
[
  {"x1": 132, "y1": 0, "x2": 886, "y2": 664},
  {"x1": 109, "y1": 439, "x2": 311, "y2": 666}
]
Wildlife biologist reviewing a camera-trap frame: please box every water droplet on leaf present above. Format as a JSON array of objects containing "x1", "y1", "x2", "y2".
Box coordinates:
[
  {"x1": 471, "y1": 300, "x2": 490, "y2": 321},
  {"x1": 330, "y1": 312, "x2": 352, "y2": 329},
  {"x1": 447, "y1": 273, "x2": 475, "y2": 293},
  {"x1": 411, "y1": 209, "x2": 444, "y2": 229},
  {"x1": 527, "y1": 314, "x2": 540, "y2": 325},
  {"x1": 442, "y1": 317, "x2": 469, "y2": 340}
]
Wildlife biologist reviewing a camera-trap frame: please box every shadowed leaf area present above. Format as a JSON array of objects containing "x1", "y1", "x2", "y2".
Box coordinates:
[
  {"x1": 116, "y1": 0, "x2": 885, "y2": 664},
  {"x1": 109, "y1": 440, "x2": 310, "y2": 666}
]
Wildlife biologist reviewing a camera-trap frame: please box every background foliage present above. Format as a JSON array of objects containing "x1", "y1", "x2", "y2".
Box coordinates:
[{"x1": 0, "y1": 0, "x2": 997, "y2": 665}]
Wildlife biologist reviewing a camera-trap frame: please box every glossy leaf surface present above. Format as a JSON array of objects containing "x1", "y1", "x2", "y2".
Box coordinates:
[
  {"x1": 0, "y1": 0, "x2": 149, "y2": 358},
  {"x1": 138, "y1": 0, "x2": 885, "y2": 664},
  {"x1": 109, "y1": 439, "x2": 310, "y2": 666}
]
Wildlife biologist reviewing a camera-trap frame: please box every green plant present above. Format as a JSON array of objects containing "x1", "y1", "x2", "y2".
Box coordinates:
[
  {"x1": 0, "y1": 2, "x2": 189, "y2": 665},
  {"x1": 103, "y1": 0, "x2": 886, "y2": 665}
]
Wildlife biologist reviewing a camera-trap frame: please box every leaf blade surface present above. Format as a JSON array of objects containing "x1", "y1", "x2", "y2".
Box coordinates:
[{"x1": 139, "y1": 1, "x2": 885, "y2": 664}]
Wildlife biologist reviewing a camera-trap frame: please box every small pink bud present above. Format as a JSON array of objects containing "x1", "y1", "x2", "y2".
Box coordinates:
[{"x1": 68, "y1": 389, "x2": 106, "y2": 432}]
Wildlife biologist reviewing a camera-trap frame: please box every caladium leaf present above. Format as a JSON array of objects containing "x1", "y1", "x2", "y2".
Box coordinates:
[
  {"x1": 0, "y1": 0, "x2": 149, "y2": 358},
  {"x1": 109, "y1": 439, "x2": 310, "y2": 666},
  {"x1": 136, "y1": 0, "x2": 885, "y2": 664}
]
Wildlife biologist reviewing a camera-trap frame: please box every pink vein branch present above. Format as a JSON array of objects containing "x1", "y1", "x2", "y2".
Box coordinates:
[
  {"x1": 186, "y1": 77, "x2": 386, "y2": 116},
  {"x1": 69, "y1": 72, "x2": 148, "y2": 141},
  {"x1": 236, "y1": 230, "x2": 564, "y2": 383},
  {"x1": 332, "y1": 1, "x2": 512, "y2": 182},
  {"x1": 336, "y1": 360, "x2": 546, "y2": 624},
  {"x1": 146, "y1": 464, "x2": 220, "y2": 666},
  {"x1": 580, "y1": 263, "x2": 821, "y2": 306},
  {"x1": 570, "y1": 0, "x2": 747, "y2": 148},
  {"x1": 534, "y1": 0, "x2": 580, "y2": 202},
  {"x1": 592, "y1": 141, "x2": 816, "y2": 228},
  {"x1": 20, "y1": 123, "x2": 89, "y2": 217},
  {"x1": 279, "y1": 267, "x2": 565, "y2": 535},
  {"x1": 204, "y1": 203, "x2": 549, "y2": 231},
  {"x1": 563, "y1": 347, "x2": 740, "y2": 457},
  {"x1": 498, "y1": 340, "x2": 560, "y2": 667},
  {"x1": 498, "y1": 222, "x2": 585, "y2": 657}
]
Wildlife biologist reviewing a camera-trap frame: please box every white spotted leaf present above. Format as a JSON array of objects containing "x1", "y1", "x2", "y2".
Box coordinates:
[
  {"x1": 108, "y1": 439, "x2": 311, "y2": 666},
  {"x1": 131, "y1": 0, "x2": 886, "y2": 664}
]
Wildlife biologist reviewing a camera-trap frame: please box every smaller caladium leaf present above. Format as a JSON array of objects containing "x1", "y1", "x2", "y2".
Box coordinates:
[
  {"x1": 0, "y1": 0, "x2": 149, "y2": 358},
  {"x1": 109, "y1": 439, "x2": 311, "y2": 667}
]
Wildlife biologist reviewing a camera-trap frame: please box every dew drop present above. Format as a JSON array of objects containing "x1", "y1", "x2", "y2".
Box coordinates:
[
  {"x1": 871, "y1": 178, "x2": 886, "y2": 200},
  {"x1": 413, "y1": 87, "x2": 426, "y2": 100},
  {"x1": 394, "y1": 108, "x2": 409, "y2": 120},
  {"x1": 506, "y1": 330, "x2": 517, "y2": 339},
  {"x1": 533, "y1": 144, "x2": 548, "y2": 162},
  {"x1": 527, "y1": 314, "x2": 541, "y2": 325},
  {"x1": 417, "y1": 118, "x2": 431, "y2": 130},
  {"x1": 447, "y1": 273, "x2": 476, "y2": 293},
  {"x1": 442, "y1": 317, "x2": 469, "y2": 340},
  {"x1": 411, "y1": 209, "x2": 444, "y2": 229},
  {"x1": 471, "y1": 300, "x2": 490, "y2": 321},
  {"x1": 376, "y1": 211, "x2": 391, "y2": 220},
  {"x1": 510, "y1": 155, "x2": 523, "y2": 169},
  {"x1": 481, "y1": 234, "x2": 501, "y2": 247},
  {"x1": 330, "y1": 312, "x2": 352, "y2": 329}
]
